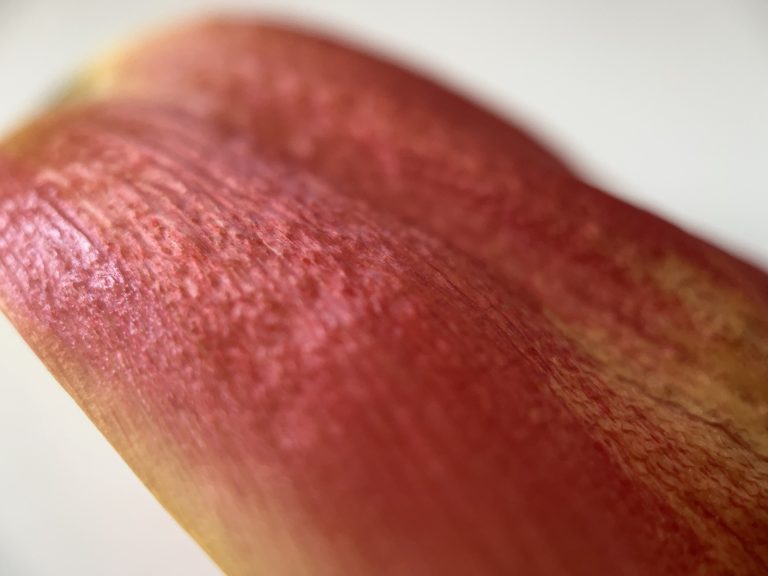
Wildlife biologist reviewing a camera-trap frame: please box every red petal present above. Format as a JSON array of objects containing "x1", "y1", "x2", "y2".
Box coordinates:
[{"x1": 0, "y1": 19, "x2": 766, "y2": 575}]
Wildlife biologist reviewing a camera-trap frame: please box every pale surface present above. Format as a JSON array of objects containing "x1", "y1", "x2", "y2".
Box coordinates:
[{"x1": 0, "y1": 1, "x2": 766, "y2": 574}]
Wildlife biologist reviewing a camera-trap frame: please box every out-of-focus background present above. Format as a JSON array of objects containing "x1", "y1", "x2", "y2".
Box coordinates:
[{"x1": 0, "y1": 0, "x2": 766, "y2": 574}]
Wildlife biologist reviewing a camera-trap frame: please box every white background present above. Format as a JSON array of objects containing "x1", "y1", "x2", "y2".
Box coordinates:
[{"x1": 0, "y1": 1, "x2": 766, "y2": 574}]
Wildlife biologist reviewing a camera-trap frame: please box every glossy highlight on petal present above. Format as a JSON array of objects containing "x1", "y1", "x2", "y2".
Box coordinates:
[{"x1": 0, "y1": 18, "x2": 767, "y2": 576}]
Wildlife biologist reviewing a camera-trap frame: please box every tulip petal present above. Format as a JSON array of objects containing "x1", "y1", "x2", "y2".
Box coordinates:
[{"x1": 0, "y1": 19, "x2": 766, "y2": 575}]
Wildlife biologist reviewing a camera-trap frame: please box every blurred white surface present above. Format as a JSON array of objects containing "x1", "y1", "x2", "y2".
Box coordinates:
[{"x1": 0, "y1": 0, "x2": 766, "y2": 574}]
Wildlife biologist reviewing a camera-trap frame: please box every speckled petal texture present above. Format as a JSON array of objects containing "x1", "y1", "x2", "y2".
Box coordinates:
[{"x1": 0, "y1": 18, "x2": 766, "y2": 576}]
